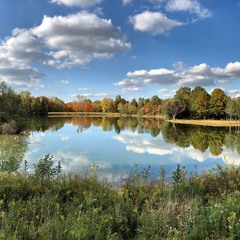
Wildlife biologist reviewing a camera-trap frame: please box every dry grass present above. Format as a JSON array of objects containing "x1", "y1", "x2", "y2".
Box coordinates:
[
  {"x1": 48, "y1": 112, "x2": 121, "y2": 117},
  {"x1": 168, "y1": 119, "x2": 240, "y2": 127}
]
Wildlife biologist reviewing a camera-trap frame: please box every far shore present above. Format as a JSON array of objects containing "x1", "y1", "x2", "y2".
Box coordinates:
[
  {"x1": 48, "y1": 112, "x2": 240, "y2": 127},
  {"x1": 168, "y1": 119, "x2": 240, "y2": 127}
]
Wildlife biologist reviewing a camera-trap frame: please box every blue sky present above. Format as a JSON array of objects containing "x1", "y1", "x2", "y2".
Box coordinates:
[{"x1": 0, "y1": 0, "x2": 240, "y2": 102}]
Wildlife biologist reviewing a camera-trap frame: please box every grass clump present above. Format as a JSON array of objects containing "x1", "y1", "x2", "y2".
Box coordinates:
[{"x1": 1, "y1": 158, "x2": 240, "y2": 239}]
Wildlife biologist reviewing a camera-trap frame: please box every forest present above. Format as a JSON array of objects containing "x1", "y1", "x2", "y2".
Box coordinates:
[{"x1": 1, "y1": 81, "x2": 240, "y2": 133}]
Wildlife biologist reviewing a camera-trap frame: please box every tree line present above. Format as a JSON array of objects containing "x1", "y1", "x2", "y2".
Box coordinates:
[{"x1": 1, "y1": 81, "x2": 240, "y2": 128}]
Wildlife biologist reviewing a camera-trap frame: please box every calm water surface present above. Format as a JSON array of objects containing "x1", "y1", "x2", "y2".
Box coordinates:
[{"x1": 1, "y1": 117, "x2": 240, "y2": 182}]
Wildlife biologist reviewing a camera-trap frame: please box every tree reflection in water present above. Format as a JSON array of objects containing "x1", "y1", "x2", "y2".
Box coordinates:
[
  {"x1": 0, "y1": 134, "x2": 29, "y2": 172},
  {"x1": 1, "y1": 116, "x2": 240, "y2": 173},
  {"x1": 30, "y1": 117, "x2": 240, "y2": 157}
]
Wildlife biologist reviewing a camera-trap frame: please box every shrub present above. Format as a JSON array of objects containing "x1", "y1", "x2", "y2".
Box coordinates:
[{"x1": 0, "y1": 120, "x2": 18, "y2": 134}]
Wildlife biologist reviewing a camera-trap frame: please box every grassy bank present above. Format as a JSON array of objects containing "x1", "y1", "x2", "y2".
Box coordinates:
[
  {"x1": 48, "y1": 112, "x2": 240, "y2": 127},
  {"x1": 48, "y1": 112, "x2": 122, "y2": 117},
  {"x1": 168, "y1": 119, "x2": 240, "y2": 127},
  {"x1": 1, "y1": 161, "x2": 240, "y2": 239}
]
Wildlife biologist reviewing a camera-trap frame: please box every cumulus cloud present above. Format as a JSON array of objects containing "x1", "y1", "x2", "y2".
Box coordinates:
[
  {"x1": 33, "y1": 12, "x2": 131, "y2": 68},
  {"x1": 122, "y1": 0, "x2": 133, "y2": 5},
  {"x1": 51, "y1": 0, "x2": 103, "y2": 8},
  {"x1": 0, "y1": 60, "x2": 43, "y2": 88},
  {"x1": 166, "y1": 0, "x2": 212, "y2": 19},
  {"x1": 60, "y1": 80, "x2": 69, "y2": 85},
  {"x1": 122, "y1": 87, "x2": 143, "y2": 93},
  {"x1": 115, "y1": 62, "x2": 240, "y2": 91},
  {"x1": 53, "y1": 151, "x2": 91, "y2": 172},
  {"x1": 224, "y1": 89, "x2": 240, "y2": 99},
  {"x1": 71, "y1": 91, "x2": 117, "y2": 99},
  {"x1": 113, "y1": 131, "x2": 222, "y2": 163},
  {"x1": 78, "y1": 87, "x2": 93, "y2": 91},
  {"x1": 129, "y1": 11, "x2": 184, "y2": 35},
  {"x1": 0, "y1": 12, "x2": 131, "y2": 88},
  {"x1": 158, "y1": 88, "x2": 176, "y2": 98}
]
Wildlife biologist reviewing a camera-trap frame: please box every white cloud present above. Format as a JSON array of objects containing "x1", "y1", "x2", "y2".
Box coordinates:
[
  {"x1": 71, "y1": 91, "x2": 116, "y2": 99},
  {"x1": 129, "y1": 11, "x2": 184, "y2": 35},
  {"x1": 59, "y1": 135, "x2": 70, "y2": 141},
  {"x1": 113, "y1": 131, "x2": 222, "y2": 163},
  {"x1": 78, "y1": 87, "x2": 93, "y2": 91},
  {"x1": 166, "y1": 0, "x2": 212, "y2": 19},
  {"x1": 0, "y1": 12, "x2": 131, "y2": 88},
  {"x1": 60, "y1": 80, "x2": 69, "y2": 85},
  {"x1": 33, "y1": 12, "x2": 131, "y2": 69},
  {"x1": 122, "y1": 87, "x2": 143, "y2": 92},
  {"x1": 0, "y1": 60, "x2": 43, "y2": 88},
  {"x1": 224, "y1": 90, "x2": 240, "y2": 99},
  {"x1": 122, "y1": 0, "x2": 133, "y2": 6},
  {"x1": 51, "y1": 0, "x2": 103, "y2": 7},
  {"x1": 53, "y1": 151, "x2": 90, "y2": 172},
  {"x1": 115, "y1": 62, "x2": 240, "y2": 90},
  {"x1": 158, "y1": 88, "x2": 176, "y2": 98}
]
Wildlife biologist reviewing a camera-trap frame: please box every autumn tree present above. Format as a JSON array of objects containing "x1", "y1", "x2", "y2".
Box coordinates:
[
  {"x1": 92, "y1": 100, "x2": 102, "y2": 112},
  {"x1": 77, "y1": 95, "x2": 86, "y2": 112},
  {"x1": 48, "y1": 97, "x2": 65, "y2": 112},
  {"x1": 236, "y1": 97, "x2": 240, "y2": 119},
  {"x1": 31, "y1": 97, "x2": 48, "y2": 115},
  {"x1": 148, "y1": 95, "x2": 162, "y2": 115},
  {"x1": 210, "y1": 88, "x2": 227, "y2": 119},
  {"x1": 83, "y1": 99, "x2": 93, "y2": 112},
  {"x1": 101, "y1": 98, "x2": 116, "y2": 113},
  {"x1": 174, "y1": 87, "x2": 191, "y2": 118},
  {"x1": 225, "y1": 98, "x2": 237, "y2": 120},
  {"x1": 168, "y1": 98, "x2": 186, "y2": 120},
  {"x1": 0, "y1": 82, "x2": 27, "y2": 121},
  {"x1": 19, "y1": 91, "x2": 32, "y2": 114},
  {"x1": 190, "y1": 86, "x2": 210, "y2": 119}
]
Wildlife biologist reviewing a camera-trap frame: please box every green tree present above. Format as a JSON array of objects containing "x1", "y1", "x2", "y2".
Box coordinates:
[
  {"x1": 235, "y1": 97, "x2": 240, "y2": 119},
  {"x1": 210, "y1": 88, "x2": 227, "y2": 119},
  {"x1": 169, "y1": 98, "x2": 185, "y2": 120},
  {"x1": 190, "y1": 86, "x2": 210, "y2": 119},
  {"x1": 31, "y1": 97, "x2": 48, "y2": 115},
  {"x1": 19, "y1": 91, "x2": 32, "y2": 114},
  {"x1": 149, "y1": 95, "x2": 162, "y2": 115},
  {"x1": 0, "y1": 82, "x2": 27, "y2": 131},
  {"x1": 174, "y1": 87, "x2": 191, "y2": 118},
  {"x1": 101, "y1": 98, "x2": 116, "y2": 113},
  {"x1": 114, "y1": 95, "x2": 122, "y2": 112},
  {"x1": 49, "y1": 97, "x2": 65, "y2": 112},
  {"x1": 0, "y1": 133, "x2": 29, "y2": 172},
  {"x1": 225, "y1": 98, "x2": 237, "y2": 120}
]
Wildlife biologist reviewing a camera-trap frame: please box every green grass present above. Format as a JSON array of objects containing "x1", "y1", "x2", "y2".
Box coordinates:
[{"x1": 1, "y1": 161, "x2": 240, "y2": 239}]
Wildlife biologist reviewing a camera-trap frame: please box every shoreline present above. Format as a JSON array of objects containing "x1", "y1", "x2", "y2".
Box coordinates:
[
  {"x1": 167, "y1": 119, "x2": 240, "y2": 127},
  {"x1": 48, "y1": 112, "x2": 240, "y2": 126}
]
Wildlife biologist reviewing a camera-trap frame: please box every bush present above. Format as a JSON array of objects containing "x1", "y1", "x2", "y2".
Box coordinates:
[
  {"x1": 0, "y1": 160, "x2": 240, "y2": 239},
  {"x1": 0, "y1": 120, "x2": 18, "y2": 134}
]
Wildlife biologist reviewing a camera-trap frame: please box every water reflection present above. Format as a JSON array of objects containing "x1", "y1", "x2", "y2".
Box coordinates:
[
  {"x1": 1, "y1": 117, "x2": 240, "y2": 180},
  {"x1": 0, "y1": 134, "x2": 29, "y2": 172},
  {"x1": 162, "y1": 122, "x2": 240, "y2": 157}
]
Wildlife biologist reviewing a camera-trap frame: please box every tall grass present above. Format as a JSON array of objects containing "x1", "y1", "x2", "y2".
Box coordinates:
[{"x1": 1, "y1": 158, "x2": 240, "y2": 239}]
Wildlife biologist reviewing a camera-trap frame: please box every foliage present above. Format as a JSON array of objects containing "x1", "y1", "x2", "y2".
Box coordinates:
[
  {"x1": 190, "y1": 86, "x2": 210, "y2": 119},
  {"x1": 168, "y1": 98, "x2": 186, "y2": 120},
  {"x1": 210, "y1": 88, "x2": 228, "y2": 119},
  {"x1": 1, "y1": 160, "x2": 240, "y2": 239},
  {"x1": 0, "y1": 120, "x2": 18, "y2": 134},
  {"x1": 34, "y1": 154, "x2": 62, "y2": 179},
  {"x1": 0, "y1": 133, "x2": 29, "y2": 172},
  {"x1": 0, "y1": 82, "x2": 28, "y2": 131}
]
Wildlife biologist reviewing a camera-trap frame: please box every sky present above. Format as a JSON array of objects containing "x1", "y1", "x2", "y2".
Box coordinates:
[{"x1": 0, "y1": 0, "x2": 240, "y2": 102}]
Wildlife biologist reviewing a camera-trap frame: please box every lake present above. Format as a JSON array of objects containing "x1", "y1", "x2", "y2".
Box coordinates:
[{"x1": 1, "y1": 117, "x2": 240, "y2": 182}]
